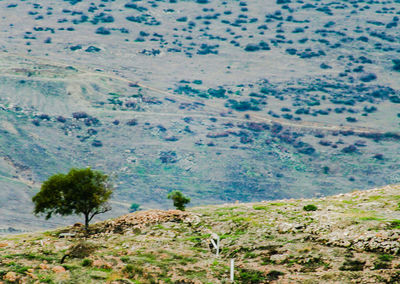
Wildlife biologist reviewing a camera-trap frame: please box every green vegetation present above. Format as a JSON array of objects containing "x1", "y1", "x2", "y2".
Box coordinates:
[
  {"x1": 129, "y1": 203, "x2": 141, "y2": 213},
  {"x1": 339, "y1": 259, "x2": 366, "y2": 271},
  {"x1": 167, "y1": 190, "x2": 190, "y2": 211},
  {"x1": 32, "y1": 168, "x2": 113, "y2": 231},
  {"x1": 303, "y1": 204, "x2": 318, "y2": 211}
]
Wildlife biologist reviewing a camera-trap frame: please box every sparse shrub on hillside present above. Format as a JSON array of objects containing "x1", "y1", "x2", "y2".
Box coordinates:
[
  {"x1": 57, "y1": 116, "x2": 67, "y2": 123},
  {"x1": 92, "y1": 140, "x2": 102, "y2": 147},
  {"x1": 129, "y1": 203, "x2": 141, "y2": 213},
  {"x1": 32, "y1": 119, "x2": 40, "y2": 126},
  {"x1": 359, "y1": 73, "x2": 377, "y2": 82},
  {"x1": 267, "y1": 270, "x2": 285, "y2": 281},
  {"x1": 167, "y1": 190, "x2": 190, "y2": 211},
  {"x1": 339, "y1": 259, "x2": 365, "y2": 271},
  {"x1": 237, "y1": 268, "x2": 268, "y2": 283},
  {"x1": 81, "y1": 258, "x2": 93, "y2": 267},
  {"x1": 85, "y1": 46, "x2": 101, "y2": 52},
  {"x1": 84, "y1": 117, "x2": 100, "y2": 126},
  {"x1": 72, "y1": 112, "x2": 88, "y2": 119},
  {"x1": 346, "y1": 117, "x2": 357, "y2": 123},
  {"x1": 373, "y1": 154, "x2": 384, "y2": 160},
  {"x1": 123, "y1": 264, "x2": 144, "y2": 278},
  {"x1": 303, "y1": 204, "x2": 318, "y2": 211},
  {"x1": 226, "y1": 99, "x2": 261, "y2": 111},
  {"x1": 393, "y1": 60, "x2": 400, "y2": 71},
  {"x1": 95, "y1": 27, "x2": 110, "y2": 35},
  {"x1": 126, "y1": 119, "x2": 138, "y2": 126},
  {"x1": 342, "y1": 145, "x2": 358, "y2": 153}
]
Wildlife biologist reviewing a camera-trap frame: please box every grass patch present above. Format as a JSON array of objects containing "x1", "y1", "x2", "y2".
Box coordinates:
[
  {"x1": 253, "y1": 205, "x2": 269, "y2": 211},
  {"x1": 359, "y1": 216, "x2": 385, "y2": 221}
]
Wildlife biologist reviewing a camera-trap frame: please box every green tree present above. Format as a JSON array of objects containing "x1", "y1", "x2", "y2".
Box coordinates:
[
  {"x1": 32, "y1": 168, "x2": 113, "y2": 231},
  {"x1": 167, "y1": 190, "x2": 190, "y2": 211}
]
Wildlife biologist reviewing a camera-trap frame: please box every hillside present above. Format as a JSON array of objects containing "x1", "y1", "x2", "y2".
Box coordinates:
[
  {"x1": 0, "y1": 0, "x2": 400, "y2": 232},
  {"x1": 1, "y1": 184, "x2": 400, "y2": 283}
]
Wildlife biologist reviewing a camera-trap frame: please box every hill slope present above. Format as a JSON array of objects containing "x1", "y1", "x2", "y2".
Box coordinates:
[
  {"x1": 0, "y1": 0, "x2": 400, "y2": 231},
  {"x1": 1, "y1": 184, "x2": 400, "y2": 283}
]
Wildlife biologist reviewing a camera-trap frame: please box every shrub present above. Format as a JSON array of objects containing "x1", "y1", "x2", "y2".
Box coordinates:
[
  {"x1": 32, "y1": 119, "x2": 40, "y2": 126},
  {"x1": 126, "y1": 119, "x2": 138, "y2": 126},
  {"x1": 72, "y1": 112, "x2": 88, "y2": 119},
  {"x1": 267, "y1": 270, "x2": 285, "y2": 281},
  {"x1": 81, "y1": 258, "x2": 93, "y2": 267},
  {"x1": 374, "y1": 260, "x2": 391, "y2": 270},
  {"x1": 342, "y1": 145, "x2": 357, "y2": 153},
  {"x1": 245, "y1": 44, "x2": 260, "y2": 52},
  {"x1": 340, "y1": 259, "x2": 365, "y2": 271},
  {"x1": 95, "y1": 27, "x2": 110, "y2": 35},
  {"x1": 123, "y1": 264, "x2": 144, "y2": 277},
  {"x1": 129, "y1": 203, "x2": 141, "y2": 213},
  {"x1": 167, "y1": 190, "x2": 190, "y2": 211},
  {"x1": 392, "y1": 59, "x2": 400, "y2": 71},
  {"x1": 378, "y1": 254, "x2": 394, "y2": 262},
  {"x1": 346, "y1": 117, "x2": 357, "y2": 123},
  {"x1": 92, "y1": 140, "x2": 102, "y2": 147},
  {"x1": 85, "y1": 46, "x2": 101, "y2": 52},
  {"x1": 237, "y1": 268, "x2": 268, "y2": 283},
  {"x1": 57, "y1": 116, "x2": 67, "y2": 123},
  {"x1": 303, "y1": 204, "x2": 318, "y2": 211},
  {"x1": 359, "y1": 73, "x2": 377, "y2": 82}
]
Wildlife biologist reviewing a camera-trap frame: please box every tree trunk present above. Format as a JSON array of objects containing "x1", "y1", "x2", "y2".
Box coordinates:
[{"x1": 84, "y1": 213, "x2": 89, "y2": 232}]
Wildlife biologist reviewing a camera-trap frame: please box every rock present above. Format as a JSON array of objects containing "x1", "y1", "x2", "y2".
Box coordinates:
[
  {"x1": 26, "y1": 272, "x2": 38, "y2": 279},
  {"x1": 52, "y1": 266, "x2": 66, "y2": 273},
  {"x1": 270, "y1": 254, "x2": 288, "y2": 264},
  {"x1": 3, "y1": 272, "x2": 18, "y2": 282},
  {"x1": 39, "y1": 263, "x2": 50, "y2": 270},
  {"x1": 92, "y1": 259, "x2": 112, "y2": 269},
  {"x1": 277, "y1": 222, "x2": 293, "y2": 233}
]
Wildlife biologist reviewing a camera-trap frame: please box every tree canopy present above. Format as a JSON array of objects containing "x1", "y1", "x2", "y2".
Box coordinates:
[
  {"x1": 167, "y1": 190, "x2": 190, "y2": 211},
  {"x1": 32, "y1": 168, "x2": 113, "y2": 231}
]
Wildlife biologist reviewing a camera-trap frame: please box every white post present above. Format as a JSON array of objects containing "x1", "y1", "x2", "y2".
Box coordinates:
[
  {"x1": 210, "y1": 233, "x2": 220, "y2": 257},
  {"x1": 230, "y1": 259, "x2": 234, "y2": 282}
]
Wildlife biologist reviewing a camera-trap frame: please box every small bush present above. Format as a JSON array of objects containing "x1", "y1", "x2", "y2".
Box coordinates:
[
  {"x1": 92, "y1": 140, "x2": 102, "y2": 147},
  {"x1": 95, "y1": 27, "x2": 110, "y2": 35},
  {"x1": 123, "y1": 264, "x2": 144, "y2": 277},
  {"x1": 392, "y1": 59, "x2": 400, "y2": 71},
  {"x1": 129, "y1": 203, "x2": 140, "y2": 213},
  {"x1": 81, "y1": 258, "x2": 93, "y2": 267},
  {"x1": 126, "y1": 119, "x2": 138, "y2": 126},
  {"x1": 267, "y1": 270, "x2": 285, "y2": 281},
  {"x1": 303, "y1": 204, "x2": 318, "y2": 211},
  {"x1": 339, "y1": 259, "x2": 365, "y2": 271},
  {"x1": 167, "y1": 190, "x2": 190, "y2": 211},
  {"x1": 72, "y1": 112, "x2": 88, "y2": 119},
  {"x1": 374, "y1": 260, "x2": 391, "y2": 270},
  {"x1": 379, "y1": 254, "x2": 394, "y2": 262}
]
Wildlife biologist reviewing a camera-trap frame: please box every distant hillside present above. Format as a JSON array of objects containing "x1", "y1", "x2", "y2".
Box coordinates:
[
  {"x1": 0, "y1": 0, "x2": 400, "y2": 231},
  {"x1": 1, "y1": 184, "x2": 400, "y2": 283}
]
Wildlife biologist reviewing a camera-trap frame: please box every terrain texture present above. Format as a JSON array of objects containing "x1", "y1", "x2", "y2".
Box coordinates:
[
  {"x1": 1, "y1": 184, "x2": 400, "y2": 283},
  {"x1": 0, "y1": 0, "x2": 399, "y2": 231}
]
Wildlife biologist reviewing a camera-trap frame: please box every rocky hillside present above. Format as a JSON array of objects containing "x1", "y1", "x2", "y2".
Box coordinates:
[{"x1": 1, "y1": 184, "x2": 400, "y2": 283}]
